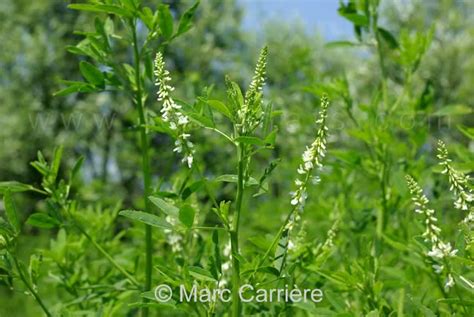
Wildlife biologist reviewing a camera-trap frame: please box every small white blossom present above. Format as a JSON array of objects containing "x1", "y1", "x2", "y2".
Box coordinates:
[
  {"x1": 285, "y1": 96, "x2": 330, "y2": 254},
  {"x1": 290, "y1": 95, "x2": 329, "y2": 214},
  {"x1": 437, "y1": 140, "x2": 473, "y2": 213},
  {"x1": 406, "y1": 175, "x2": 458, "y2": 280},
  {"x1": 155, "y1": 52, "x2": 195, "y2": 168},
  {"x1": 164, "y1": 216, "x2": 183, "y2": 253},
  {"x1": 444, "y1": 274, "x2": 455, "y2": 291},
  {"x1": 432, "y1": 264, "x2": 444, "y2": 274},
  {"x1": 427, "y1": 242, "x2": 458, "y2": 259}
]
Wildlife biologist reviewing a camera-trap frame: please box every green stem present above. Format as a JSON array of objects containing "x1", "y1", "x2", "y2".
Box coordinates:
[
  {"x1": 131, "y1": 19, "x2": 153, "y2": 317},
  {"x1": 76, "y1": 224, "x2": 140, "y2": 287},
  {"x1": 231, "y1": 144, "x2": 245, "y2": 317},
  {"x1": 12, "y1": 256, "x2": 52, "y2": 317}
]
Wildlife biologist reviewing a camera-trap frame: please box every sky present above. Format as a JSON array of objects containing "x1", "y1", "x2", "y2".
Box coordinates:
[{"x1": 239, "y1": 0, "x2": 354, "y2": 40}]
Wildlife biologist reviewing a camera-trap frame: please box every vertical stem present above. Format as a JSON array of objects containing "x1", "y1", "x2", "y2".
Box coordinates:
[
  {"x1": 12, "y1": 256, "x2": 52, "y2": 317},
  {"x1": 131, "y1": 20, "x2": 153, "y2": 317},
  {"x1": 231, "y1": 144, "x2": 245, "y2": 317}
]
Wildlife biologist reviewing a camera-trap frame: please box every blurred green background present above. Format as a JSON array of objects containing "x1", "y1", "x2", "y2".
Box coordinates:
[{"x1": 0, "y1": 0, "x2": 473, "y2": 315}]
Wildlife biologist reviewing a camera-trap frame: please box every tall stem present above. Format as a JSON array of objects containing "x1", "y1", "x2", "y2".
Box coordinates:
[
  {"x1": 231, "y1": 144, "x2": 245, "y2": 317},
  {"x1": 12, "y1": 256, "x2": 52, "y2": 317},
  {"x1": 131, "y1": 20, "x2": 153, "y2": 317}
]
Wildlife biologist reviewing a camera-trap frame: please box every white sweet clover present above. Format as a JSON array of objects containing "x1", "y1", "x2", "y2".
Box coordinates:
[
  {"x1": 164, "y1": 216, "x2": 182, "y2": 253},
  {"x1": 445, "y1": 274, "x2": 455, "y2": 291},
  {"x1": 285, "y1": 95, "x2": 329, "y2": 250},
  {"x1": 290, "y1": 95, "x2": 329, "y2": 211},
  {"x1": 406, "y1": 175, "x2": 458, "y2": 289},
  {"x1": 321, "y1": 220, "x2": 338, "y2": 253},
  {"x1": 218, "y1": 241, "x2": 232, "y2": 288},
  {"x1": 437, "y1": 140, "x2": 473, "y2": 222},
  {"x1": 154, "y1": 52, "x2": 195, "y2": 168},
  {"x1": 238, "y1": 46, "x2": 268, "y2": 133}
]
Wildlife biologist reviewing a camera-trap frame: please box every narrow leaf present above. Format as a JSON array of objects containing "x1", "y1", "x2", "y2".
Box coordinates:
[
  {"x1": 207, "y1": 100, "x2": 233, "y2": 120},
  {"x1": 119, "y1": 210, "x2": 172, "y2": 229},
  {"x1": 179, "y1": 204, "x2": 195, "y2": 228},
  {"x1": 234, "y1": 136, "x2": 266, "y2": 147},
  {"x1": 175, "y1": 1, "x2": 200, "y2": 37},
  {"x1": 0, "y1": 182, "x2": 40, "y2": 194},
  {"x1": 148, "y1": 196, "x2": 179, "y2": 217},
  {"x1": 188, "y1": 266, "x2": 216, "y2": 282},
  {"x1": 377, "y1": 27, "x2": 399, "y2": 49},
  {"x1": 79, "y1": 61, "x2": 104, "y2": 86},
  {"x1": 3, "y1": 190, "x2": 20, "y2": 233},
  {"x1": 158, "y1": 5, "x2": 173, "y2": 40},
  {"x1": 26, "y1": 213, "x2": 59, "y2": 229}
]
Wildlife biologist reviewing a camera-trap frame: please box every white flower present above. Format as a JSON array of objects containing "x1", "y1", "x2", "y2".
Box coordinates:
[
  {"x1": 287, "y1": 240, "x2": 295, "y2": 250},
  {"x1": 164, "y1": 216, "x2": 182, "y2": 253},
  {"x1": 290, "y1": 95, "x2": 329, "y2": 212},
  {"x1": 432, "y1": 264, "x2": 444, "y2": 274},
  {"x1": 155, "y1": 52, "x2": 195, "y2": 167},
  {"x1": 437, "y1": 140, "x2": 473, "y2": 213},
  {"x1": 221, "y1": 262, "x2": 230, "y2": 272},
  {"x1": 444, "y1": 274, "x2": 455, "y2": 291}
]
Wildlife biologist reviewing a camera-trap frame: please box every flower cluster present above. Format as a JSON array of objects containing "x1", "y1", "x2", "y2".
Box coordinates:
[
  {"x1": 290, "y1": 95, "x2": 329, "y2": 210},
  {"x1": 321, "y1": 220, "x2": 338, "y2": 253},
  {"x1": 164, "y1": 216, "x2": 183, "y2": 253},
  {"x1": 284, "y1": 95, "x2": 329, "y2": 255},
  {"x1": 437, "y1": 140, "x2": 473, "y2": 220},
  {"x1": 406, "y1": 175, "x2": 458, "y2": 290},
  {"x1": 154, "y1": 52, "x2": 194, "y2": 167},
  {"x1": 238, "y1": 46, "x2": 268, "y2": 132},
  {"x1": 218, "y1": 241, "x2": 232, "y2": 288}
]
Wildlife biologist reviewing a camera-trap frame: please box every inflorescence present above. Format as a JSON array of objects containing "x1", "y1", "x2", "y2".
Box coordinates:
[
  {"x1": 437, "y1": 140, "x2": 473, "y2": 222},
  {"x1": 238, "y1": 46, "x2": 268, "y2": 133},
  {"x1": 406, "y1": 175, "x2": 458, "y2": 290},
  {"x1": 286, "y1": 95, "x2": 329, "y2": 244},
  {"x1": 154, "y1": 52, "x2": 195, "y2": 168}
]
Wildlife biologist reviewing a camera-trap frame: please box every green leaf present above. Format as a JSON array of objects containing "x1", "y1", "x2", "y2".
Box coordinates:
[
  {"x1": 179, "y1": 204, "x2": 195, "y2": 228},
  {"x1": 433, "y1": 104, "x2": 472, "y2": 116},
  {"x1": 234, "y1": 136, "x2": 266, "y2": 146},
  {"x1": 68, "y1": 4, "x2": 133, "y2": 18},
  {"x1": 119, "y1": 210, "x2": 172, "y2": 230},
  {"x1": 139, "y1": 7, "x2": 155, "y2": 30},
  {"x1": 274, "y1": 228, "x2": 289, "y2": 273},
  {"x1": 181, "y1": 180, "x2": 205, "y2": 200},
  {"x1": 325, "y1": 41, "x2": 359, "y2": 48},
  {"x1": 158, "y1": 5, "x2": 173, "y2": 40},
  {"x1": 175, "y1": 1, "x2": 200, "y2": 37},
  {"x1": 26, "y1": 213, "x2": 59, "y2": 229},
  {"x1": 457, "y1": 124, "x2": 474, "y2": 140},
  {"x1": 70, "y1": 156, "x2": 84, "y2": 182},
  {"x1": 54, "y1": 82, "x2": 97, "y2": 97},
  {"x1": 188, "y1": 266, "x2": 216, "y2": 282},
  {"x1": 148, "y1": 196, "x2": 179, "y2": 217},
  {"x1": 186, "y1": 111, "x2": 215, "y2": 128},
  {"x1": 51, "y1": 145, "x2": 63, "y2": 183},
  {"x1": 3, "y1": 190, "x2": 20, "y2": 233},
  {"x1": 378, "y1": 27, "x2": 398, "y2": 49},
  {"x1": 264, "y1": 129, "x2": 278, "y2": 146},
  {"x1": 214, "y1": 175, "x2": 259, "y2": 186},
  {"x1": 79, "y1": 61, "x2": 104, "y2": 86},
  {"x1": 256, "y1": 266, "x2": 280, "y2": 277},
  {"x1": 207, "y1": 100, "x2": 233, "y2": 120},
  {"x1": 0, "y1": 182, "x2": 40, "y2": 194},
  {"x1": 340, "y1": 13, "x2": 369, "y2": 26}
]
